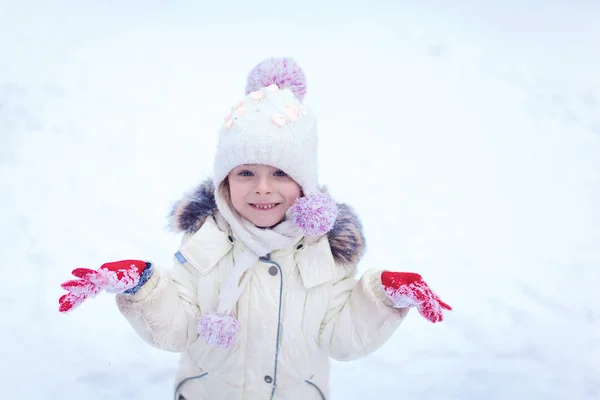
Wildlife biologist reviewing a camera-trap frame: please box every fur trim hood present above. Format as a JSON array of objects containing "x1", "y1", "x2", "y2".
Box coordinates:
[{"x1": 168, "y1": 180, "x2": 366, "y2": 266}]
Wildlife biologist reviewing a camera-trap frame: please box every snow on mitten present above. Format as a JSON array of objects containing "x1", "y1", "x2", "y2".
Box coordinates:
[
  {"x1": 59, "y1": 259, "x2": 152, "y2": 313},
  {"x1": 381, "y1": 271, "x2": 452, "y2": 323}
]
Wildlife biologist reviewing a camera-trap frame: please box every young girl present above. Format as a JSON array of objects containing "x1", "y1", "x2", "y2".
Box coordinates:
[{"x1": 58, "y1": 57, "x2": 452, "y2": 400}]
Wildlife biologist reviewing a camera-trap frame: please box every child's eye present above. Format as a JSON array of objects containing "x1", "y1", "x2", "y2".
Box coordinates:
[
  {"x1": 274, "y1": 170, "x2": 288, "y2": 177},
  {"x1": 239, "y1": 170, "x2": 254, "y2": 177}
]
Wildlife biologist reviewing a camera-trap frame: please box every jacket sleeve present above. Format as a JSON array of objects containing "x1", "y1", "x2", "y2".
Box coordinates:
[
  {"x1": 115, "y1": 234, "x2": 202, "y2": 353},
  {"x1": 319, "y1": 268, "x2": 409, "y2": 361}
]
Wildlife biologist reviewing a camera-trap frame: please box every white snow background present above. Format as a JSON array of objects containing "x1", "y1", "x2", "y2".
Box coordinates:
[{"x1": 1, "y1": 1, "x2": 599, "y2": 399}]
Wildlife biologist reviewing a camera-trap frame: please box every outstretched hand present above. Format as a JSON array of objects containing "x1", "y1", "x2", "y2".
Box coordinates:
[
  {"x1": 381, "y1": 271, "x2": 452, "y2": 323},
  {"x1": 59, "y1": 259, "x2": 151, "y2": 313}
]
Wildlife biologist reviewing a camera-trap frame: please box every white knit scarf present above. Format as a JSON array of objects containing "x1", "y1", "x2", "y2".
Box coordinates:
[{"x1": 214, "y1": 190, "x2": 303, "y2": 315}]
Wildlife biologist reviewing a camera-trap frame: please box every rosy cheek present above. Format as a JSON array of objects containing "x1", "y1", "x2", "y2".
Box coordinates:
[{"x1": 286, "y1": 186, "x2": 302, "y2": 201}]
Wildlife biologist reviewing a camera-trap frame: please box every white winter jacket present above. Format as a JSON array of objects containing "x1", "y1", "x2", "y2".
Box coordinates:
[{"x1": 116, "y1": 181, "x2": 409, "y2": 400}]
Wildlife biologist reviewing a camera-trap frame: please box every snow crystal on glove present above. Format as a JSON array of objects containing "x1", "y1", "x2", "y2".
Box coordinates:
[
  {"x1": 91, "y1": 265, "x2": 142, "y2": 294},
  {"x1": 384, "y1": 284, "x2": 424, "y2": 309}
]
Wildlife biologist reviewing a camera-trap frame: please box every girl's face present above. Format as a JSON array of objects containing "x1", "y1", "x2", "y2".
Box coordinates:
[{"x1": 228, "y1": 164, "x2": 302, "y2": 228}]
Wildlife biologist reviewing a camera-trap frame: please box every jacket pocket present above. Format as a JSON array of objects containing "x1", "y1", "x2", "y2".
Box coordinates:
[
  {"x1": 174, "y1": 373, "x2": 209, "y2": 400},
  {"x1": 305, "y1": 380, "x2": 327, "y2": 400}
]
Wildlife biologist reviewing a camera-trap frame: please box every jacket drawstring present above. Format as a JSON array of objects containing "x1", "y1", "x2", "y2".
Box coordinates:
[{"x1": 173, "y1": 373, "x2": 208, "y2": 400}]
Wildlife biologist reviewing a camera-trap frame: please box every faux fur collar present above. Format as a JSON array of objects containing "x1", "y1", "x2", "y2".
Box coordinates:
[{"x1": 169, "y1": 180, "x2": 366, "y2": 266}]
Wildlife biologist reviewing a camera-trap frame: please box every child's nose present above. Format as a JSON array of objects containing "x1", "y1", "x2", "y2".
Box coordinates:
[{"x1": 255, "y1": 176, "x2": 273, "y2": 194}]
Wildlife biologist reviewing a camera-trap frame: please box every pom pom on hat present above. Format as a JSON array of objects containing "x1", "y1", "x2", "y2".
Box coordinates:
[
  {"x1": 198, "y1": 312, "x2": 238, "y2": 348},
  {"x1": 245, "y1": 57, "x2": 307, "y2": 102},
  {"x1": 289, "y1": 193, "x2": 339, "y2": 236}
]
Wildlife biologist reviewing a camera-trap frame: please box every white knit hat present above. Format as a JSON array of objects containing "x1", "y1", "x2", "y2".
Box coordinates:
[{"x1": 212, "y1": 57, "x2": 319, "y2": 195}]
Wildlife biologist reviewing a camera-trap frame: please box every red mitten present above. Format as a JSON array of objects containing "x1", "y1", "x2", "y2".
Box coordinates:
[
  {"x1": 381, "y1": 271, "x2": 452, "y2": 323},
  {"x1": 59, "y1": 259, "x2": 150, "y2": 313}
]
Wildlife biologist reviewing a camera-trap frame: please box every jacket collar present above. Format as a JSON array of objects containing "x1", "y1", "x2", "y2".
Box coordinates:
[
  {"x1": 294, "y1": 235, "x2": 349, "y2": 288},
  {"x1": 180, "y1": 221, "x2": 348, "y2": 288},
  {"x1": 177, "y1": 216, "x2": 233, "y2": 275},
  {"x1": 169, "y1": 179, "x2": 366, "y2": 269}
]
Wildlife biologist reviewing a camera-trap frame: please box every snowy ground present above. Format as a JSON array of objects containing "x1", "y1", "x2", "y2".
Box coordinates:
[{"x1": 1, "y1": 1, "x2": 599, "y2": 399}]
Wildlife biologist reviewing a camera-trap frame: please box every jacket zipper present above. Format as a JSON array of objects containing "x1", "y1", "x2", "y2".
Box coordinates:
[{"x1": 259, "y1": 255, "x2": 283, "y2": 400}]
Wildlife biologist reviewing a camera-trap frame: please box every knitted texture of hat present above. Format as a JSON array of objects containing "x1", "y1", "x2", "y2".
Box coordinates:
[{"x1": 213, "y1": 57, "x2": 319, "y2": 195}]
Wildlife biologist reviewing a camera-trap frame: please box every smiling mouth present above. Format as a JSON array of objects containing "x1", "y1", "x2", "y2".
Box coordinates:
[{"x1": 249, "y1": 203, "x2": 280, "y2": 210}]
